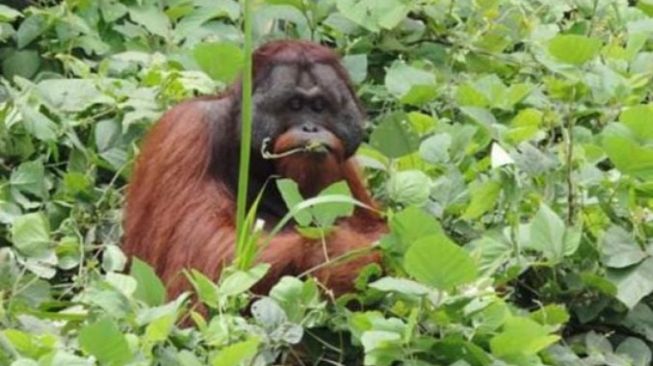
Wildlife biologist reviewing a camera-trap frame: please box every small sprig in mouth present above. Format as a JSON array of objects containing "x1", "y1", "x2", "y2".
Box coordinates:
[{"x1": 261, "y1": 137, "x2": 331, "y2": 160}]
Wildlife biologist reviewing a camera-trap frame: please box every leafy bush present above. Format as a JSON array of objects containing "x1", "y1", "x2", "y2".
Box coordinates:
[{"x1": 1, "y1": 0, "x2": 653, "y2": 365}]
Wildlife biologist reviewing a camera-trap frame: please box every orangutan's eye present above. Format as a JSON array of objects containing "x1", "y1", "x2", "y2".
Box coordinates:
[
  {"x1": 288, "y1": 96, "x2": 303, "y2": 111},
  {"x1": 311, "y1": 96, "x2": 326, "y2": 113}
]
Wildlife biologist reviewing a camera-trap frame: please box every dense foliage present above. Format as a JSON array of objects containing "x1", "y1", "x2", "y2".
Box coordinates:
[{"x1": 2, "y1": 0, "x2": 653, "y2": 365}]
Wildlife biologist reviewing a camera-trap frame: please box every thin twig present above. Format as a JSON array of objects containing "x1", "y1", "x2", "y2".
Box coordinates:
[
  {"x1": 260, "y1": 137, "x2": 329, "y2": 160},
  {"x1": 297, "y1": 245, "x2": 378, "y2": 279}
]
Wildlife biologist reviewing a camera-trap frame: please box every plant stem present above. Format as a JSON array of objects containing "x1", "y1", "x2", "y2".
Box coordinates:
[
  {"x1": 565, "y1": 108, "x2": 576, "y2": 225},
  {"x1": 236, "y1": 0, "x2": 254, "y2": 245}
]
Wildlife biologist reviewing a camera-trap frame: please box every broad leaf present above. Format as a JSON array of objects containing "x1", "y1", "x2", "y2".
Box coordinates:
[
  {"x1": 620, "y1": 104, "x2": 653, "y2": 141},
  {"x1": 490, "y1": 317, "x2": 560, "y2": 358},
  {"x1": 211, "y1": 338, "x2": 260, "y2": 366},
  {"x1": 130, "y1": 257, "x2": 166, "y2": 306},
  {"x1": 336, "y1": 0, "x2": 409, "y2": 32},
  {"x1": 370, "y1": 112, "x2": 420, "y2": 158},
  {"x1": 384, "y1": 62, "x2": 437, "y2": 105},
  {"x1": 277, "y1": 179, "x2": 312, "y2": 226},
  {"x1": 193, "y1": 42, "x2": 243, "y2": 83},
  {"x1": 79, "y1": 318, "x2": 131, "y2": 366},
  {"x1": 462, "y1": 180, "x2": 501, "y2": 220},
  {"x1": 11, "y1": 212, "x2": 50, "y2": 257},
  {"x1": 526, "y1": 203, "x2": 580, "y2": 263},
  {"x1": 10, "y1": 160, "x2": 46, "y2": 199},
  {"x1": 602, "y1": 226, "x2": 646, "y2": 268},
  {"x1": 548, "y1": 34, "x2": 602, "y2": 65},
  {"x1": 386, "y1": 170, "x2": 430, "y2": 206},
  {"x1": 404, "y1": 234, "x2": 477, "y2": 290},
  {"x1": 603, "y1": 135, "x2": 653, "y2": 180},
  {"x1": 608, "y1": 257, "x2": 653, "y2": 309}
]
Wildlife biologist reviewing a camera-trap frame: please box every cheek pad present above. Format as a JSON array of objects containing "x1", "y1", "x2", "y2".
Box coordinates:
[
  {"x1": 332, "y1": 119, "x2": 363, "y2": 157},
  {"x1": 252, "y1": 112, "x2": 282, "y2": 150}
]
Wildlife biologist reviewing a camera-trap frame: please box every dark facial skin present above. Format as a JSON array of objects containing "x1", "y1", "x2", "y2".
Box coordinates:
[
  {"x1": 251, "y1": 63, "x2": 365, "y2": 158},
  {"x1": 217, "y1": 61, "x2": 365, "y2": 220}
]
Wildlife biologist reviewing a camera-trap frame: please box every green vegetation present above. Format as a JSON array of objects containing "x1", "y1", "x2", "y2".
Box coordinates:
[{"x1": 2, "y1": 0, "x2": 653, "y2": 365}]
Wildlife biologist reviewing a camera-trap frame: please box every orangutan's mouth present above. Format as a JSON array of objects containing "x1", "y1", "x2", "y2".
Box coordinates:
[{"x1": 262, "y1": 136, "x2": 336, "y2": 159}]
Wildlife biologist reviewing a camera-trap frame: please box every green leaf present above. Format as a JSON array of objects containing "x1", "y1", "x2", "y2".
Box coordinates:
[
  {"x1": 603, "y1": 135, "x2": 653, "y2": 180},
  {"x1": 586, "y1": 331, "x2": 612, "y2": 354},
  {"x1": 56, "y1": 236, "x2": 82, "y2": 270},
  {"x1": 469, "y1": 234, "x2": 513, "y2": 275},
  {"x1": 456, "y1": 82, "x2": 489, "y2": 107},
  {"x1": 313, "y1": 181, "x2": 354, "y2": 227},
  {"x1": 186, "y1": 269, "x2": 219, "y2": 308},
  {"x1": 130, "y1": 257, "x2": 166, "y2": 306},
  {"x1": 407, "y1": 111, "x2": 437, "y2": 135},
  {"x1": 460, "y1": 106, "x2": 497, "y2": 131},
  {"x1": 276, "y1": 179, "x2": 312, "y2": 226},
  {"x1": 526, "y1": 203, "x2": 579, "y2": 263},
  {"x1": 102, "y1": 245, "x2": 127, "y2": 273},
  {"x1": 0, "y1": 5, "x2": 21, "y2": 22},
  {"x1": 370, "y1": 112, "x2": 420, "y2": 158},
  {"x1": 620, "y1": 104, "x2": 653, "y2": 141},
  {"x1": 10, "y1": 160, "x2": 46, "y2": 199},
  {"x1": 266, "y1": 0, "x2": 305, "y2": 9},
  {"x1": 50, "y1": 351, "x2": 94, "y2": 366},
  {"x1": 37, "y1": 79, "x2": 110, "y2": 112},
  {"x1": 342, "y1": 54, "x2": 368, "y2": 84},
  {"x1": 490, "y1": 317, "x2": 560, "y2": 358},
  {"x1": 16, "y1": 14, "x2": 47, "y2": 48},
  {"x1": 105, "y1": 273, "x2": 137, "y2": 298},
  {"x1": 404, "y1": 233, "x2": 478, "y2": 290},
  {"x1": 623, "y1": 303, "x2": 653, "y2": 343},
  {"x1": 63, "y1": 172, "x2": 91, "y2": 196},
  {"x1": 462, "y1": 180, "x2": 501, "y2": 220},
  {"x1": 193, "y1": 42, "x2": 243, "y2": 83},
  {"x1": 384, "y1": 62, "x2": 436, "y2": 105},
  {"x1": 580, "y1": 272, "x2": 617, "y2": 296},
  {"x1": 386, "y1": 170, "x2": 431, "y2": 206},
  {"x1": 336, "y1": 0, "x2": 409, "y2": 32},
  {"x1": 368, "y1": 277, "x2": 431, "y2": 296},
  {"x1": 99, "y1": 148, "x2": 128, "y2": 171},
  {"x1": 79, "y1": 318, "x2": 131, "y2": 366},
  {"x1": 1, "y1": 50, "x2": 40, "y2": 79},
  {"x1": 432, "y1": 338, "x2": 493, "y2": 366},
  {"x1": 177, "y1": 351, "x2": 203, "y2": 366},
  {"x1": 505, "y1": 108, "x2": 542, "y2": 143},
  {"x1": 505, "y1": 83, "x2": 533, "y2": 107},
  {"x1": 391, "y1": 206, "x2": 444, "y2": 240},
  {"x1": 19, "y1": 105, "x2": 57, "y2": 142},
  {"x1": 129, "y1": 5, "x2": 171, "y2": 38},
  {"x1": 607, "y1": 257, "x2": 653, "y2": 309},
  {"x1": 602, "y1": 226, "x2": 646, "y2": 268},
  {"x1": 270, "y1": 276, "x2": 323, "y2": 325},
  {"x1": 251, "y1": 297, "x2": 287, "y2": 328},
  {"x1": 530, "y1": 304, "x2": 570, "y2": 327},
  {"x1": 218, "y1": 263, "x2": 270, "y2": 297},
  {"x1": 211, "y1": 338, "x2": 260, "y2": 366},
  {"x1": 145, "y1": 314, "x2": 175, "y2": 344},
  {"x1": 95, "y1": 119, "x2": 121, "y2": 152},
  {"x1": 100, "y1": 1, "x2": 128, "y2": 22},
  {"x1": 361, "y1": 330, "x2": 402, "y2": 365},
  {"x1": 548, "y1": 34, "x2": 602, "y2": 65},
  {"x1": 400, "y1": 84, "x2": 438, "y2": 105},
  {"x1": 419, "y1": 133, "x2": 451, "y2": 164},
  {"x1": 616, "y1": 337, "x2": 652, "y2": 366},
  {"x1": 11, "y1": 212, "x2": 50, "y2": 257}
]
